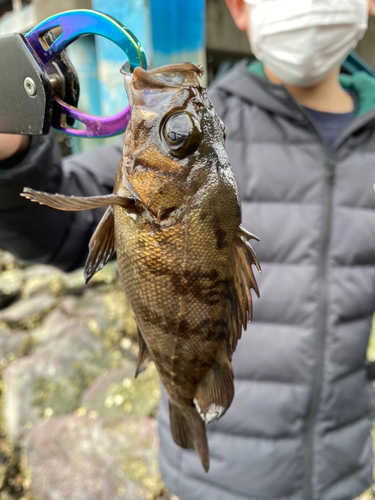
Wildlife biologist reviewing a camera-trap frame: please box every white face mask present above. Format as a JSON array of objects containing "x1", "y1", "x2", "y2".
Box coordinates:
[{"x1": 245, "y1": 0, "x2": 368, "y2": 87}]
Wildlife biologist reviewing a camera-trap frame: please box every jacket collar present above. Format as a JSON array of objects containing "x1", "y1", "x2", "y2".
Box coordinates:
[
  {"x1": 213, "y1": 60, "x2": 375, "y2": 127},
  {"x1": 212, "y1": 60, "x2": 307, "y2": 121}
]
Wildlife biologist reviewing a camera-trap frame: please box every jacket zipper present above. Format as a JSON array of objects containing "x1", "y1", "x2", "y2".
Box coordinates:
[
  {"x1": 291, "y1": 103, "x2": 375, "y2": 499},
  {"x1": 302, "y1": 154, "x2": 335, "y2": 500},
  {"x1": 286, "y1": 103, "x2": 337, "y2": 500}
]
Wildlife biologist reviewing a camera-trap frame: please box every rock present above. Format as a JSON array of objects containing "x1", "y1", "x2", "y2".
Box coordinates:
[
  {"x1": 63, "y1": 261, "x2": 118, "y2": 296},
  {"x1": 30, "y1": 309, "x2": 74, "y2": 345},
  {"x1": 0, "y1": 269, "x2": 24, "y2": 309},
  {"x1": 0, "y1": 328, "x2": 34, "y2": 367},
  {"x1": 20, "y1": 263, "x2": 118, "y2": 299},
  {"x1": 357, "y1": 490, "x2": 374, "y2": 500},
  {"x1": 2, "y1": 321, "x2": 121, "y2": 442},
  {"x1": 22, "y1": 265, "x2": 66, "y2": 298},
  {"x1": 63, "y1": 268, "x2": 86, "y2": 295},
  {"x1": 0, "y1": 251, "x2": 26, "y2": 273},
  {"x1": 0, "y1": 491, "x2": 22, "y2": 500},
  {"x1": 104, "y1": 288, "x2": 138, "y2": 340},
  {"x1": 61, "y1": 288, "x2": 137, "y2": 349},
  {"x1": 156, "y1": 494, "x2": 179, "y2": 500},
  {"x1": 22, "y1": 415, "x2": 163, "y2": 500},
  {"x1": 61, "y1": 290, "x2": 106, "y2": 320},
  {"x1": 0, "y1": 295, "x2": 57, "y2": 329},
  {"x1": 81, "y1": 363, "x2": 161, "y2": 418},
  {"x1": 0, "y1": 256, "x2": 168, "y2": 498}
]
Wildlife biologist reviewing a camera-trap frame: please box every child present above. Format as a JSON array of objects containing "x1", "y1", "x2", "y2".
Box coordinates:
[{"x1": 1, "y1": 1, "x2": 375, "y2": 498}]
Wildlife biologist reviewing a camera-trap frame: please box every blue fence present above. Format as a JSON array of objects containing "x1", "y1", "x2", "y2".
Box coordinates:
[{"x1": 72, "y1": 0, "x2": 206, "y2": 152}]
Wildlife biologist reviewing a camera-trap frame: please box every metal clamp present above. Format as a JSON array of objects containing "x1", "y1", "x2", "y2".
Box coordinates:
[{"x1": 25, "y1": 9, "x2": 147, "y2": 137}]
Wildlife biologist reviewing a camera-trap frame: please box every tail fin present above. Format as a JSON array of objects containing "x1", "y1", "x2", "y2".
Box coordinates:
[{"x1": 169, "y1": 402, "x2": 210, "y2": 472}]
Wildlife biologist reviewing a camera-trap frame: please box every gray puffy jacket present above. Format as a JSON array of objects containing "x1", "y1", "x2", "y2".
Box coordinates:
[
  {"x1": 1, "y1": 61, "x2": 375, "y2": 500},
  {"x1": 158, "y1": 62, "x2": 375, "y2": 500}
]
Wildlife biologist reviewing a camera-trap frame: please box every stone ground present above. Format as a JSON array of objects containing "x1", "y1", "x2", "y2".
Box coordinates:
[
  {"x1": 0, "y1": 250, "x2": 177, "y2": 500},
  {"x1": 0, "y1": 249, "x2": 374, "y2": 500}
]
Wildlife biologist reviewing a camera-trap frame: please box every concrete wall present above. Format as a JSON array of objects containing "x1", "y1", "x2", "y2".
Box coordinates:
[
  {"x1": 355, "y1": 15, "x2": 375, "y2": 68},
  {"x1": 206, "y1": 0, "x2": 249, "y2": 55},
  {"x1": 33, "y1": 0, "x2": 91, "y2": 24}
]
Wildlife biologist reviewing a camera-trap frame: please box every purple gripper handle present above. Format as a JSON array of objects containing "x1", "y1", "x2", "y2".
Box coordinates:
[
  {"x1": 54, "y1": 96, "x2": 132, "y2": 137},
  {"x1": 25, "y1": 9, "x2": 148, "y2": 137}
]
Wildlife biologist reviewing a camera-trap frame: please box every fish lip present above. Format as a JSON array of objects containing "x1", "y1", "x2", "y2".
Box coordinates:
[{"x1": 120, "y1": 63, "x2": 204, "y2": 91}]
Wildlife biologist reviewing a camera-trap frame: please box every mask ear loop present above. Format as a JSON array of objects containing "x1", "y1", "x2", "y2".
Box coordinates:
[{"x1": 25, "y1": 9, "x2": 148, "y2": 137}]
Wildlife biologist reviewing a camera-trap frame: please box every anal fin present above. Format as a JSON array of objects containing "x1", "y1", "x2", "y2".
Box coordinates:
[
  {"x1": 193, "y1": 355, "x2": 234, "y2": 425},
  {"x1": 84, "y1": 207, "x2": 116, "y2": 284},
  {"x1": 135, "y1": 325, "x2": 151, "y2": 378}
]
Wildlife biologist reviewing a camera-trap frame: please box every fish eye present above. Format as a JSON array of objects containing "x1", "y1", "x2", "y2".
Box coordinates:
[{"x1": 161, "y1": 112, "x2": 201, "y2": 158}]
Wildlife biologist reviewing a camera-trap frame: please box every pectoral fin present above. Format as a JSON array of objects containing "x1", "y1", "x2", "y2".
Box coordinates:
[
  {"x1": 84, "y1": 207, "x2": 116, "y2": 284},
  {"x1": 21, "y1": 188, "x2": 135, "y2": 211}
]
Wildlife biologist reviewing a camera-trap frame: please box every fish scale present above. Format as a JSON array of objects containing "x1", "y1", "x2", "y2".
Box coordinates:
[{"x1": 21, "y1": 62, "x2": 261, "y2": 472}]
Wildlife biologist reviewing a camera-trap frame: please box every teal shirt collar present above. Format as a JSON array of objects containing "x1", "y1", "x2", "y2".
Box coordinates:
[{"x1": 247, "y1": 60, "x2": 375, "y2": 118}]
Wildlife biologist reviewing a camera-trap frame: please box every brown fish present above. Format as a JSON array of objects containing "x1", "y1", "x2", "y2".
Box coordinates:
[{"x1": 21, "y1": 62, "x2": 261, "y2": 472}]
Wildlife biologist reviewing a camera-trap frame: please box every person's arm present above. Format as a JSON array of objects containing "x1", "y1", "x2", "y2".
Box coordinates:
[{"x1": 0, "y1": 133, "x2": 122, "y2": 271}]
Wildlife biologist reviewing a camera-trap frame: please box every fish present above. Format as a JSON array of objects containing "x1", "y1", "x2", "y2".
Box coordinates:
[{"x1": 21, "y1": 62, "x2": 261, "y2": 472}]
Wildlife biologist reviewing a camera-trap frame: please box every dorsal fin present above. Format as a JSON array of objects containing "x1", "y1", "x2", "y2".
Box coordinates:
[
  {"x1": 84, "y1": 207, "x2": 116, "y2": 284},
  {"x1": 227, "y1": 226, "x2": 261, "y2": 354}
]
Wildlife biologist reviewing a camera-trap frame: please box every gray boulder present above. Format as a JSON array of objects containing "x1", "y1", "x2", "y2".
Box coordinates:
[
  {"x1": 0, "y1": 268, "x2": 24, "y2": 308},
  {"x1": 22, "y1": 414, "x2": 163, "y2": 500},
  {"x1": 81, "y1": 364, "x2": 161, "y2": 418},
  {"x1": 3, "y1": 320, "x2": 120, "y2": 442},
  {"x1": 0, "y1": 327, "x2": 33, "y2": 367},
  {"x1": 0, "y1": 295, "x2": 57, "y2": 329}
]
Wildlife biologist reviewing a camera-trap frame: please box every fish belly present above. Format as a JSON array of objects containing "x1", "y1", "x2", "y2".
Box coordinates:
[{"x1": 114, "y1": 200, "x2": 237, "y2": 401}]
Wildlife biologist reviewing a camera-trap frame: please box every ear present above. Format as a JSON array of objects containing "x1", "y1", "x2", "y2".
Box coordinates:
[{"x1": 224, "y1": 0, "x2": 250, "y2": 31}]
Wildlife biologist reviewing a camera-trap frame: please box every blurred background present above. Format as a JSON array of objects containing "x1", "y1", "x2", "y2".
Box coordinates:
[{"x1": 1, "y1": 1, "x2": 375, "y2": 499}]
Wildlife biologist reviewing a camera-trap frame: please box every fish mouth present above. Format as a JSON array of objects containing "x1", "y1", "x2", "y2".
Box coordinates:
[{"x1": 120, "y1": 62, "x2": 204, "y2": 91}]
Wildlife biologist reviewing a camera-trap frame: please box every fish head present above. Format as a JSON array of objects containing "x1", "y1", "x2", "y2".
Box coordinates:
[{"x1": 119, "y1": 62, "x2": 228, "y2": 219}]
